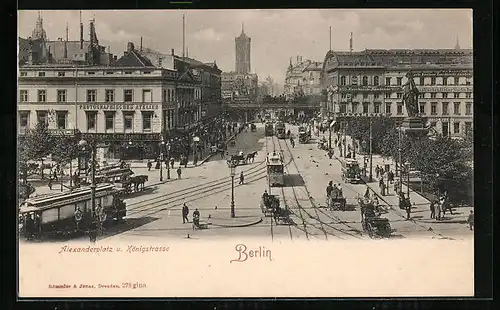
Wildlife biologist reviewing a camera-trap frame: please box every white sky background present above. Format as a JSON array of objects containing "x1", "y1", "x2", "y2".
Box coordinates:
[{"x1": 18, "y1": 9, "x2": 472, "y2": 86}]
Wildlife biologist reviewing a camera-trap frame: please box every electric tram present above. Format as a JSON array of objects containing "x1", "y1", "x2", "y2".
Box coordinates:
[
  {"x1": 265, "y1": 122, "x2": 274, "y2": 136},
  {"x1": 275, "y1": 121, "x2": 286, "y2": 139},
  {"x1": 19, "y1": 184, "x2": 126, "y2": 238},
  {"x1": 266, "y1": 152, "x2": 284, "y2": 187}
]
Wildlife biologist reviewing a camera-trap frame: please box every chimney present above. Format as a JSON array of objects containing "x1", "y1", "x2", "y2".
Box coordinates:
[
  {"x1": 140, "y1": 37, "x2": 143, "y2": 51},
  {"x1": 171, "y1": 48, "x2": 175, "y2": 56},
  {"x1": 113, "y1": 55, "x2": 117, "y2": 61},
  {"x1": 127, "y1": 42, "x2": 135, "y2": 52},
  {"x1": 80, "y1": 11, "x2": 83, "y2": 49}
]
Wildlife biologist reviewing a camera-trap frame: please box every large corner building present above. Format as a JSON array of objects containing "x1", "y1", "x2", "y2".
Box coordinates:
[{"x1": 321, "y1": 46, "x2": 473, "y2": 138}]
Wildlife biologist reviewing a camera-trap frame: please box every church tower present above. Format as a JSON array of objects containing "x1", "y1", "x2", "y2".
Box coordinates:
[
  {"x1": 235, "y1": 23, "x2": 251, "y2": 74},
  {"x1": 454, "y1": 36, "x2": 461, "y2": 50},
  {"x1": 31, "y1": 11, "x2": 47, "y2": 40}
]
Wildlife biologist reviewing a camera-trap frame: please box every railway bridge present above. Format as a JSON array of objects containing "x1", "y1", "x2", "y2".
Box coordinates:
[{"x1": 224, "y1": 99, "x2": 322, "y2": 122}]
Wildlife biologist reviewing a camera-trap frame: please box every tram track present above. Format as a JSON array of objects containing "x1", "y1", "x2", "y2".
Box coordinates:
[
  {"x1": 277, "y1": 135, "x2": 364, "y2": 240},
  {"x1": 265, "y1": 135, "x2": 293, "y2": 241},
  {"x1": 309, "y1": 134, "x2": 455, "y2": 240}
]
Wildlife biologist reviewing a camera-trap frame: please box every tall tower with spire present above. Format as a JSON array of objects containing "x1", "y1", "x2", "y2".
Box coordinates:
[
  {"x1": 31, "y1": 11, "x2": 47, "y2": 40},
  {"x1": 235, "y1": 23, "x2": 251, "y2": 74}
]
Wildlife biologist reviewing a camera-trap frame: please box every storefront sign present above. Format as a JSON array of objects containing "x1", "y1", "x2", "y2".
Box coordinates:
[
  {"x1": 80, "y1": 133, "x2": 162, "y2": 142},
  {"x1": 79, "y1": 104, "x2": 159, "y2": 111},
  {"x1": 418, "y1": 86, "x2": 473, "y2": 92}
]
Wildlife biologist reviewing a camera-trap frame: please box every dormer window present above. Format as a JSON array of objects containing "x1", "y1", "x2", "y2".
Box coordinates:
[
  {"x1": 38, "y1": 72, "x2": 45, "y2": 77},
  {"x1": 20, "y1": 72, "x2": 27, "y2": 77},
  {"x1": 87, "y1": 71, "x2": 95, "y2": 75},
  {"x1": 58, "y1": 72, "x2": 65, "y2": 77},
  {"x1": 125, "y1": 71, "x2": 132, "y2": 75}
]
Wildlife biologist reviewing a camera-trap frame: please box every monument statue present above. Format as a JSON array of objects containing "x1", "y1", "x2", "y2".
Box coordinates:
[
  {"x1": 400, "y1": 70, "x2": 429, "y2": 136},
  {"x1": 401, "y1": 71, "x2": 420, "y2": 117}
]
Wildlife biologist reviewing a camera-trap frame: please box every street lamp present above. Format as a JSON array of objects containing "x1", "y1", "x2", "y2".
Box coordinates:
[
  {"x1": 405, "y1": 161, "x2": 410, "y2": 198},
  {"x1": 368, "y1": 116, "x2": 373, "y2": 182},
  {"x1": 166, "y1": 142, "x2": 171, "y2": 179},
  {"x1": 78, "y1": 138, "x2": 98, "y2": 237},
  {"x1": 228, "y1": 160, "x2": 237, "y2": 218},
  {"x1": 159, "y1": 138, "x2": 165, "y2": 182}
]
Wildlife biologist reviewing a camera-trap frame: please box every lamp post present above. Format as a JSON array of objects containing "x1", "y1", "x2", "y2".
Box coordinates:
[
  {"x1": 229, "y1": 160, "x2": 236, "y2": 218},
  {"x1": 78, "y1": 139, "x2": 97, "y2": 236},
  {"x1": 405, "y1": 161, "x2": 410, "y2": 198},
  {"x1": 369, "y1": 116, "x2": 373, "y2": 182},
  {"x1": 398, "y1": 126, "x2": 403, "y2": 194},
  {"x1": 159, "y1": 138, "x2": 165, "y2": 182},
  {"x1": 166, "y1": 142, "x2": 171, "y2": 179}
]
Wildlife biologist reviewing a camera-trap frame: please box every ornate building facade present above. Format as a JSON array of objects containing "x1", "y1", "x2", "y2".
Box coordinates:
[
  {"x1": 284, "y1": 56, "x2": 323, "y2": 100},
  {"x1": 235, "y1": 24, "x2": 251, "y2": 74},
  {"x1": 17, "y1": 14, "x2": 220, "y2": 160},
  {"x1": 321, "y1": 48, "x2": 473, "y2": 137}
]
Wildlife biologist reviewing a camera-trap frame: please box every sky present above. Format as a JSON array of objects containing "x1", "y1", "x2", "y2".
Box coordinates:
[{"x1": 18, "y1": 9, "x2": 472, "y2": 86}]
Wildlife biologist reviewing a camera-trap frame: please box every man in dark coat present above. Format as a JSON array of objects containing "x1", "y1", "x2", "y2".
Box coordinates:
[
  {"x1": 467, "y1": 210, "x2": 474, "y2": 230},
  {"x1": 182, "y1": 203, "x2": 189, "y2": 224},
  {"x1": 239, "y1": 171, "x2": 244, "y2": 185},
  {"x1": 326, "y1": 181, "x2": 334, "y2": 198},
  {"x1": 177, "y1": 167, "x2": 182, "y2": 179}
]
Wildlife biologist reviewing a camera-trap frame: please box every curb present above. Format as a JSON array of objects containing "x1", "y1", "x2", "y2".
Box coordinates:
[{"x1": 209, "y1": 217, "x2": 263, "y2": 228}]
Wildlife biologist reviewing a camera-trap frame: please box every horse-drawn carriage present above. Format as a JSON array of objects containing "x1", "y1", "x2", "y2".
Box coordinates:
[
  {"x1": 326, "y1": 188, "x2": 347, "y2": 211},
  {"x1": 227, "y1": 151, "x2": 258, "y2": 166},
  {"x1": 120, "y1": 175, "x2": 149, "y2": 195},
  {"x1": 260, "y1": 194, "x2": 291, "y2": 225},
  {"x1": 359, "y1": 198, "x2": 392, "y2": 238}
]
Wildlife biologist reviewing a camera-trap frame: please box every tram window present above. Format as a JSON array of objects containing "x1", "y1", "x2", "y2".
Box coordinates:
[
  {"x1": 42, "y1": 208, "x2": 58, "y2": 224},
  {"x1": 268, "y1": 165, "x2": 283, "y2": 173}
]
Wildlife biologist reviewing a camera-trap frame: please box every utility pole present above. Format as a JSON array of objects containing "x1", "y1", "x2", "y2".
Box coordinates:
[{"x1": 369, "y1": 116, "x2": 373, "y2": 182}]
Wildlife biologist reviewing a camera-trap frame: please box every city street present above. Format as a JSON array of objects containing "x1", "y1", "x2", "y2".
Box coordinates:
[{"x1": 27, "y1": 122, "x2": 470, "y2": 243}]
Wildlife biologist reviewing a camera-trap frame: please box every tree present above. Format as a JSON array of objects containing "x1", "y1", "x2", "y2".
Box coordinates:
[
  {"x1": 380, "y1": 131, "x2": 473, "y2": 204},
  {"x1": 346, "y1": 116, "x2": 396, "y2": 153},
  {"x1": 23, "y1": 122, "x2": 56, "y2": 161},
  {"x1": 18, "y1": 123, "x2": 56, "y2": 180}
]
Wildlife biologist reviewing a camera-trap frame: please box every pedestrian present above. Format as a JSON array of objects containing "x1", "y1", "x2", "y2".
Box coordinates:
[
  {"x1": 193, "y1": 154, "x2": 198, "y2": 166},
  {"x1": 379, "y1": 178, "x2": 384, "y2": 195},
  {"x1": 53, "y1": 168, "x2": 58, "y2": 182},
  {"x1": 430, "y1": 200, "x2": 436, "y2": 219},
  {"x1": 184, "y1": 156, "x2": 188, "y2": 168},
  {"x1": 375, "y1": 166, "x2": 380, "y2": 179},
  {"x1": 47, "y1": 177, "x2": 53, "y2": 190},
  {"x1": 147, "y1": 160, "x2": 152, "y2": 171},
  {"x1": 182, "y1": 203, "x2": 190, "y2": 224},
  {"x1": 467, "y1": 210, "x2": 474, "y2": 231},
  {"x1": 388, "y1": 170, "x2": 394, "y2": 183},
  {"x1": 177, "y1": 167, "x2": 182, "y2": 179},
  {"x1": 364, "y1": 186, "x2": 370, "y2": 199},
  {"x1": 239, "y1": 171, "x2": 244, "y2": 185},
  {"x1": 326, "y1": 181, "x2": 333, "y2": 198},
  {"x1": 170, "y1": 158, "x2": 175, "y2": 168}
]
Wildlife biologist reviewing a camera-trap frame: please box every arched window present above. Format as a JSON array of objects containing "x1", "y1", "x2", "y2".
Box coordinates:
[
  {"x1": 362, "y1": 76, "x2": 368, "y2": 86},
  {"x1": 340, "y1": 76, "x2": 346, "y2": 86},
  {"x1": 373, "y1": 76, "x2": 379, "y2": 86}
]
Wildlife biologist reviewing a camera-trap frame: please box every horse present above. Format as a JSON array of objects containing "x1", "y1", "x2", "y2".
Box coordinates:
[
  {"x1": 246, "y1": 151, "x2": 258, "y2": 163},
  {"x1": 131, "y1": 175, "x2": 148, "y2": 191}
]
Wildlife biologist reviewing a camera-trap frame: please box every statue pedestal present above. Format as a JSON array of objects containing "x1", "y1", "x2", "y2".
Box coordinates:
[{"x1": 401, "y1": 117, "x2": 429, "y2": 137}]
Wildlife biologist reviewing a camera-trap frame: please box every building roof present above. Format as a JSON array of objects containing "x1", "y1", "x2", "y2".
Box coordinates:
[
  {"x1": 45, "y1": 40, "x2": 90, "y2": 61},
  {"x1": 322, "y1": 48, "x2": 473, "y2": 72},
  {"x1": 113, "y1": 49, "x2": 154, "y2": 67}
]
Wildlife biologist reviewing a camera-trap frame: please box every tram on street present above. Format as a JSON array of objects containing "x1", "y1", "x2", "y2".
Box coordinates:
[
  {"x1": 19, "y1": 184, "x2": 126, "y2": 239},
  {"x1": 298, "y1": 124, "x2": 311, "y2": 143},
  {"x1": 341, "y1": 158, "x2": 362, "y2": 183},
  {"x1": 275, "y1": 121, "x2": 286, "y2": 139},
  {"x1": 266, "y1": 152, "x2": 284, "y2": 187},
  {"x1": 265, "y1": 122, "x2": 274, "y2": 136}
]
